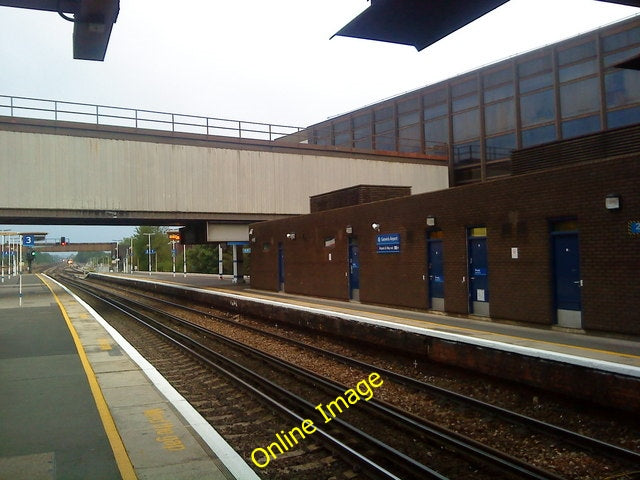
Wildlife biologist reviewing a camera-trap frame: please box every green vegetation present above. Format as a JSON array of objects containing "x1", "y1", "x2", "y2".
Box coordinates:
[
  {"x1": 30, "y1": 251, "x2": 59, "y2": 264},
  {"x1": 73, "y1": 226, "x2": 249, "y2": 275}
]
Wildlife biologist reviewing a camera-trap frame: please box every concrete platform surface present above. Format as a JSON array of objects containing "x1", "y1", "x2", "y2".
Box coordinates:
[{"x1": 0, "y1": 274, "x2": 260, "y2": 480}]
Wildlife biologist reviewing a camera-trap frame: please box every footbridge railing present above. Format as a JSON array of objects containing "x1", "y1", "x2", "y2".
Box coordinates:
[{"x1": 0, "y1": 94, "x2": 305, "y2": 142}]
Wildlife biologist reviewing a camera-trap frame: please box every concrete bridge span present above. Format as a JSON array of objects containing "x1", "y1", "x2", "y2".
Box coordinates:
[{"x1": 0, "y1": 115, "x2": 448, "y2": 241}]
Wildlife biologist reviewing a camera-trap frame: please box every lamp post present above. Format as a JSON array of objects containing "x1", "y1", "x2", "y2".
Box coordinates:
[
  {"x1": 112, "y1": 241, "x2": 119, "y2": 272},
  {"x1": 129, "y1": 237, "x2": 134, "y2": 274},
  {"x1": 1, "y1": 234, "x2": 4, "y2": 283},
  {"x1": 183, "y1": 244, "x2": 187, "y2": 277},
  {"x1": 170, "y1": 240, "x2": 176, "y2": 277},
  {"x1": 144, "y1": 233, "x2": 153, "y2": 275}
]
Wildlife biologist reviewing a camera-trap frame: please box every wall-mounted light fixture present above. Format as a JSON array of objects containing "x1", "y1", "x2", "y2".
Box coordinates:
[
  {"x1": 345, "y1": 226, "x2": 353, "y2": 234},
  {"x1": 286, "y1": 232, "x2": 296, "y2": 240},
  {"x1": 605, "y1": 193, "x2": 621, "y2": 211},
  {"x1": 426, "y1": 215, "x2": 436, "y2": 227},
  {"x1": 371, "y1": 223, "x2": 380, "y2": 232},
  {"x1": 248, "y1": 228, "x2": 254, "y2": 236}
]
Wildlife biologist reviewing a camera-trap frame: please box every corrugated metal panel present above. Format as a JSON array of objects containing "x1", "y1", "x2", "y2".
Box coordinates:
[{"x1": 0, "y1": 130, "x2": 449, "y2": 216}]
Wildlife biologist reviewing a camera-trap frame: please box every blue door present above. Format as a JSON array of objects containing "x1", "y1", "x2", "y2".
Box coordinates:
[
  {"x1": 552, "y1": 232, "x2": 582, "y2": 327},
  {"x1": 348, "y1": 239, "x2": 360, "y2": 300},
  {"x1": 468, "y1": 231, "x2": 489, "y2": 316},
  {"x1": 428, "y1": 239, "x2": 444, "y2": 310},
  {"x1": 277, "y1": 242, "x2": 285, "y2": 291}
]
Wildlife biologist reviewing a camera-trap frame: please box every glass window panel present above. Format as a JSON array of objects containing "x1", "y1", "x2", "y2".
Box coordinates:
[
  {"x1": 424, "y1": 103, "x2": 448, "y2": 119},
  {"x1": 607, "y1": 105, "x2": 640, "y2": 129},
  {"x1": 452, "y1": 77, "x2": 477, "y2": 97},
  {"x1": 519, "y1": 72, "x2": 553, "y2": 94},
  {"x1": 334, "y1": 119, "x2": 350, "y2": 133},
  {"x1": 334, "y1": 133, "x2": 351, "y2": 146},
  {"x1": 561, "y1": 115, "x2": 600, "y2": 139},
  {"x1": 484, "y1": 83, "x2": 514, "y2": 103},
  {"x1": 354, "y1": 136, "x2": 372, "y2": 149},
  {"x1": 559, "y1": 59, "x2": 597, "y2": 83},
  {"x1": 518, "y1": 54, "x2": 552, "y2": 77},
  {"x1": 354, "y1": 125, "x2": 371, "y2": 142},
  {"x1": 486, "y1": 132, "x2": 516, "y2": 160},
  {"x1": 452, "y1": 94, "x2": 479, "y2": 112},
  {"x1": 375, "y1": 133, "x2": 395, "y2": 151},
  {"x1": 558, "y1": 41, "x2": 596, "y2": 65},
  {"x1": 374, "y1": 106, "x2": 393, "y2": 121},
  {"x1": 425, "y1": 116, "x2": 449, "y2": 143},
  {"x1": 423, "y1": 88, "x2": 447, "y2": 106},
  {"x1": 453, "y1": 141, "x2": 481, "y2": 166},
  {"x1": 521, "y1": 124, "x2": 556, "y2": 148},
  {"x1": 604, "y1": 45, "x2": 640, "y2": 67},
  {"x1": 398, "y1": 97, "x2": 420, "y2": 114},
  {"x1": 453, "y1": 109, "x2": 479, "y2": 142},
  {"x1": 520, "y1": 89, "x2": 555, "y2": 126},
  {"x1": 398, "y1": 124, "x2": 421, "y2": 153},
  {"x1": 399, "y1": 123, "x2": 421, "y2": 141},
  {"x1": 484, "y1": 99, "x2": 515, "y2": 135},
  {"x1": 560, "y1": 77, "x2": 600, "y2": 118},
  {"x1": 602, "y1": 25, "x2": 640, "y2": 53},
  {"x1": 398, "y1": 111, "x2": 420, "y2": 128},
  {"x1": 484, "y1": 67, "x2": 512, "y2": 88},
  {"x1": 375, "y1": 119, "x2": 395, "y2": 134},
  {"x1": 353, "y1": 114, "x2": 370, "y2": 128},
  {"x1": 312, "y1": 127, "x2": 331, "y2": 145},
  {"x1": 398, "y1": 139, "x2": 421, "y2": 153},
  {"x1": 605, "y1": 69, "x2": 640, "y2": 108}
]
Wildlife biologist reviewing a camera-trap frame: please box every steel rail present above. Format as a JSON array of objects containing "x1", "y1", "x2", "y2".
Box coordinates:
[
  {"x1": 108, "y1": 281, "x2": 640, "y2": 466},
  {"x1": 64, "y1": 275, "x2": 563, "y2": 480},
  {"x1": 60, "y1": 276, "x2": 445, "y2": 480}
]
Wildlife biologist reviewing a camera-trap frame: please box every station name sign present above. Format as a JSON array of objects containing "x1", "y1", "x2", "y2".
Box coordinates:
[{"x1": 376, "y1": 233, "x2": 400, "y2": 254}]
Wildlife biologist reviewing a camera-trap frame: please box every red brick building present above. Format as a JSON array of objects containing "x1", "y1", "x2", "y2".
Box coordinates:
[{"x1": 250, "y1": 125, "x2": 640, "y2": 336}]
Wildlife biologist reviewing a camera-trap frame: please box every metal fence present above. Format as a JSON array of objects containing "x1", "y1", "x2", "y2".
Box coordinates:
[{"x1": 0, "y1": 95, "x2": 305, "y2": 142}]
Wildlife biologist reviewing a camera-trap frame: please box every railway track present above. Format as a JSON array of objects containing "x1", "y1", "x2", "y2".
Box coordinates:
[{"x1": 53, "y1": 270, "x2": 640, "y2": 479}]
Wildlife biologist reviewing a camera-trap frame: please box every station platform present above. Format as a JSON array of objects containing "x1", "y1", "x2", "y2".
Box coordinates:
[
  {"x1": 93, "y1": 272, "x2": 640, "y2": 413},
  {"x1": 120, "y1": 272, "x2": 640, "y2": 370},
  {"x1": 0, "y1": 274, "x2": 260, "y2": 480}
]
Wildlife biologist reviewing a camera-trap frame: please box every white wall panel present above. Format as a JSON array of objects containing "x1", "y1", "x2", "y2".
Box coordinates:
[{"x1": 0, "y1": 131, "x2": 449, "y2": 215}]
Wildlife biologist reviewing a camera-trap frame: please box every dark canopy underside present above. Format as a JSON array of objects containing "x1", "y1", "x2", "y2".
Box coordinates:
[{"x1": 334, "y1": 0, "x2": 640, "y2": 51}]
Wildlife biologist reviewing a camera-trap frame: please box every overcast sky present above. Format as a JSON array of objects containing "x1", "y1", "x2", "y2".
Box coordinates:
[{"x1": 1, "y1": 0, "x2": 638, "y2": 243}]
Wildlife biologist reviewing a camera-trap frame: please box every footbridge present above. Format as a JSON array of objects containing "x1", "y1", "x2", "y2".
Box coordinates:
[{"x1": 0, "y1": 96, "x2": 449, "y2": 243}]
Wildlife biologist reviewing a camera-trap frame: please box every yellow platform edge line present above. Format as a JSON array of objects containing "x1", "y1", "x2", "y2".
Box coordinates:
[{"x1": 38, "y1": 274, "x2": 138, "y2": 480}]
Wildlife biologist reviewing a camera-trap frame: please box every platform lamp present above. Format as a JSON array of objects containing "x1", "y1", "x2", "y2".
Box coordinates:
[
  {"x1": 605, "y1": 193, "x2": 621, "y2": 211},
  {"x1": 426, "y1": 215, "x2": 436, "y2": 227}
]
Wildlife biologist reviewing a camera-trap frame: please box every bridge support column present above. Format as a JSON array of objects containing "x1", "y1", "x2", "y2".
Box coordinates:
[
  {"x1": 218, "y1": 244, "x2": 224, "y2": 279},
  {"x1": 232, "y1": 244, "x2": 244, "y2": 284}
]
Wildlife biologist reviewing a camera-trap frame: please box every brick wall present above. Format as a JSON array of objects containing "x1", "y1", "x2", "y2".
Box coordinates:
[
  {"x1": 250, "y1": 154, "x2": 640, "y2": 335},
  {"x1": 310, "y1": 185, "x2": 411, "y2": 212}
]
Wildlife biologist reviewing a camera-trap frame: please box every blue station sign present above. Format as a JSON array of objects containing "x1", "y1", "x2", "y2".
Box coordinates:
[{"x1": 376, "y1": 233, "x2": 400, "y2": 254}]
